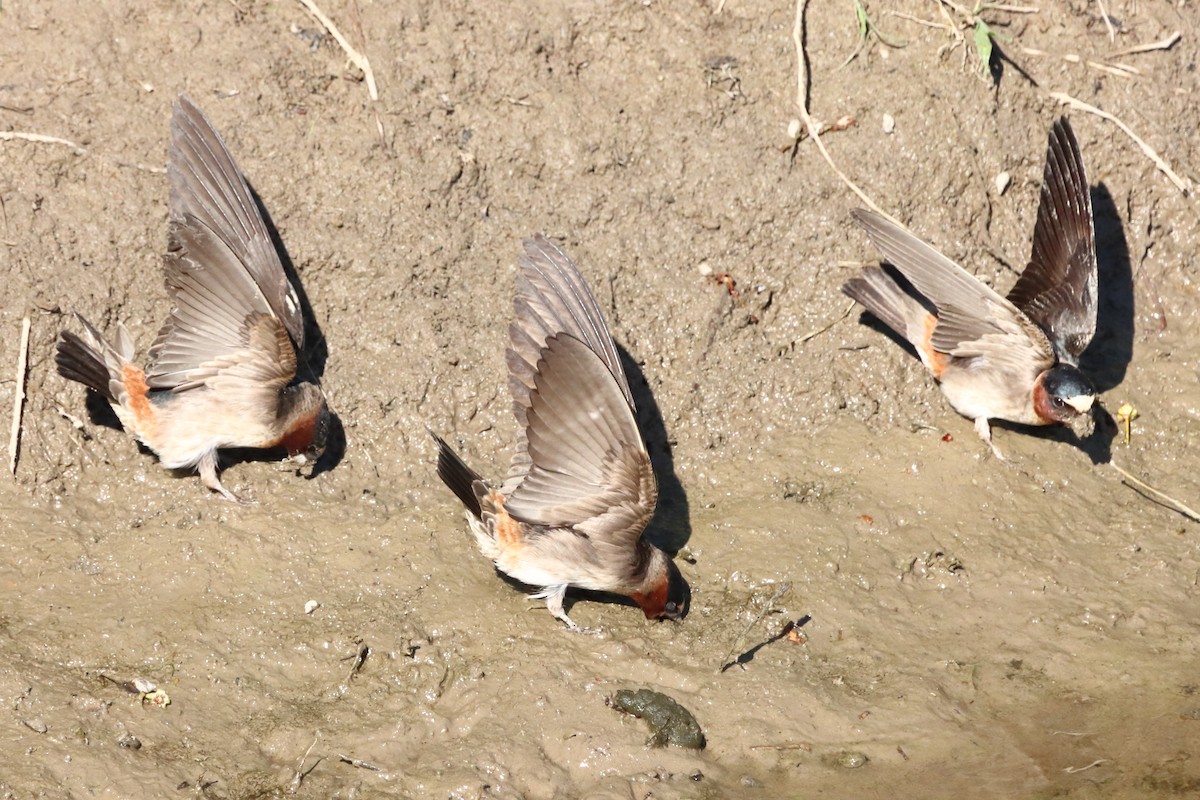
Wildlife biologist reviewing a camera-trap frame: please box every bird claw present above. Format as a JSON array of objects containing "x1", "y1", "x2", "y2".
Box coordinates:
[
  {"x1": 538, "y1": 585, "x2": 600, "y2": 633},
  {"x1": 558, "y1": 615, "x2": 602, "y2": 635},
  {"x1": 206, "y1": 478, "x2": 253, "y2": 504},
  {"x1": 974, "y1": 417, "x2": 1006, "y2": 460}
]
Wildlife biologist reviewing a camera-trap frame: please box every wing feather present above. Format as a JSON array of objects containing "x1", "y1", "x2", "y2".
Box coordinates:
[
  {"x1": 145, "y1": 97, "x2": 302, "y2": 392},
  {"x1": 1006, "y1": 117, "x2": 1097, "y2": 363},
  {"x1": 851, "y1": 209, "x2": 1054, "y2": 374},
  {"x1": 505, "y1": 334, "x2": 656, "y2": 545},
  {"x1": 504, "y1": 235, "x2": 635, "y2": 488},
  {"x1": 169, "y1": 95, "x2": 304, "y2": 346}
]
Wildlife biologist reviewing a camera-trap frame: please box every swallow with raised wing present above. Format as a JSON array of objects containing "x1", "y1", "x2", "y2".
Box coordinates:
[
  {"x1": 842, "y1": 117, "x2": 1097, "y2": 458},
  {"x1": 56, "y1": 95, "x2": 329, "y2": 501},
  {"x1": 431, "y1": 235, "x2": 686, "y2": 630}
]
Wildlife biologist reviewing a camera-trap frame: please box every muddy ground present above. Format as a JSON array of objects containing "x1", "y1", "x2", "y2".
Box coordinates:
[{"x1": 1, "y1": 0, "x2": 1198, "y2": 797}]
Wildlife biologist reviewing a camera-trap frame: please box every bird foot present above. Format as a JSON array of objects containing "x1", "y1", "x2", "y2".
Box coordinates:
[
  {"x1": 537, "y1": 585, "x2": 600, "y2": 634},
  {"x1": 974, "y1": 417, "x2": 1006, "y2": 461},
  {"x1": 199, "y1": 451, "x2": 254, "y2": 504}
]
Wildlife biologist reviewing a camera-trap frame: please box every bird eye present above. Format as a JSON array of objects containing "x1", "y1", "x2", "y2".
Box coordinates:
[
  {"x1": 1052, "y1": 397, "x2": 1066, "y2": 408},
  {"x1": 665, "y1": 602, "x2": 678, "y2": 613}
]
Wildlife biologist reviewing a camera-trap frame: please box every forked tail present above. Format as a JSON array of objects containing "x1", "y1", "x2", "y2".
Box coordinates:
[
  {"x1": 55, "y1": 314, "x2": 134, "y2": 403},
  {"x1": 841, "y1": 265, "x2": 927, "y2": 345},
  {"x1": 430, "y1": 431, "x2": 484, "y2": 519}
]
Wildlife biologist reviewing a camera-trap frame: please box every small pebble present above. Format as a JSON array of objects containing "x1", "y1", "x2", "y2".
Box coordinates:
[
  {"x1": 697, "y1": 262, "x2": 712, "y2": 277},
  {"x1": 22, "y1": 718, "x2": 47, "y2": 734},
  {"x1": 882, "y1": 113, "x2": 895, "y2": 134},
  {"x1": 305, "y1": 600, "x2": 321, "y2": 615},
  {"x1": 787, "y1": 118, "x2": 802, "y2": 140},
  {"x1": 118, "y1": 734, "x2": 142, "y2": 750},
  {"x1": 995, "y1": 171, "x2": 1011, "y2": 195}
]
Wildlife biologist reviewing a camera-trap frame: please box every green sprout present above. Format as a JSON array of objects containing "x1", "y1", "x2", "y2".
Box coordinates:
[{"x1": 840, "y1": 0, "x2": 908, "y2": 70}]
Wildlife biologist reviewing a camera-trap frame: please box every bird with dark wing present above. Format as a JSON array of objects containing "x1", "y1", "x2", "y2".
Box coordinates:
[
  {"x1": 431, "y1": 235, "x2": 687, "y2": 630},
  {"x1": 842, "y1": 117, "x2": 1097, "y2": 458},
  {"x1": 56, "y1": 96, "x2": 329, "y2": 501}
]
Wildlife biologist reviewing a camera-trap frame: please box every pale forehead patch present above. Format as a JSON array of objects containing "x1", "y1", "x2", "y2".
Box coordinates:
[{"x1": 1065, "y1": 394, "x2": 1094, "y2": 413}]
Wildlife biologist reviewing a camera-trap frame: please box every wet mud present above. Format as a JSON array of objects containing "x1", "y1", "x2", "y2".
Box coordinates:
[{"x1": 1, "y1": 1, "x2": 1198, "y2": 797}]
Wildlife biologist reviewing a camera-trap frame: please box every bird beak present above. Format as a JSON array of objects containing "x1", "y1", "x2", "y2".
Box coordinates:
[{"x1": 1068, "y1": 405, "x2": 1097, "y2": 437}]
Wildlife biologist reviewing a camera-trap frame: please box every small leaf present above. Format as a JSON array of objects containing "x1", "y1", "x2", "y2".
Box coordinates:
[
  {"x1": 854, "y1": 0, "x2": 869, "y2": 39},
  {"x1": 973, "y1": 20, "x2": 994, "y2": 74}
]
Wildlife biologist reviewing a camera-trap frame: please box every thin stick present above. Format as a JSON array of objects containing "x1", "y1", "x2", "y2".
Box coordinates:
[
  {"x1": 750, "y1": 742, "x2": 813, "y2": 751},
  {"x1": 799, "y1": 300, "x2": 856, "y2": 344},
  {"x1": 718, "y1": 581, "x2": 792, "y2": 673},
  {"x1": 1110, "y1": 31, "x2": 1181, "y2": 58},
  {"x1": 337, "y1": 754, "x2": 383, "y2": 771},
  {"x1": 0, "y1": 131, "x2": 87, "y2": 155},
  {"x1": 792, "y1": 0, "x2": 905, "y2": 228},
  {"x1": 296, "y1": 0, "x2": 379, "y2": 101},
  {"x1": 1050, "y1": 92, "x2": 1192, "y2": 195},
  {"x1": 1095, "y1": 0, "x2": 1116, "y2": 43},
  {"x1": 9, "y1": 317, "x2": 31, "y2": 475},
  {"x1": 1109, "y1": 461, "x2": 1200, "y2": 523},
  {"x1": 1, "y1": 132, "x2": 167, "y2": 173},
  {"x1": 1086, "y1": 60, "x2": 1138, "y2": 78},
  {"x1": 287, "y1": 730, "x2": 321, "y2": 793},
  {"x1": 889, "y1": 11, "x2": 945, "y2": 29}
]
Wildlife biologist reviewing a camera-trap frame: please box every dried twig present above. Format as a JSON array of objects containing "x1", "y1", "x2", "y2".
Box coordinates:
[
  {"x1": 1050, "y1": 92, "x2": 1191, "y2": 195},
  {"x1": 296, "y1": 0, "x2": 378, "y2": 101},
  {"x1": 1094, "y1": 0, "x2": 1117, "y2": 43},
  {"x1": 799, "y1": 300, "x2": 856, "y2": 344},
  {"x1": 1109, "y1": 461, "x2": 1200, "y2": 523},
  {"x1": 1086, "y1": 61, "x2": 1138, "y2": 78},
  {"x1": 889, "y1": 11, "x2": 943, "y2": 29},
  {"x1": 1, "y1": 131, "x2": 167, "y2": 173},
  {"x1": 338, "y1": 754, "x2": 383, "y2": 771},
  {"x1": 9, "y1": 317, "x2": 31, "y2": 475},
  {"x1": 1110, "y1": 31, "x2": 1181, "y2": 58},
  {"x1": 287, "y1": 730, "x2": 321, "y2": 794},
  {"x1": 750, "y1": 741, "x2": 813, "y2": 751},
  {"x1": 718, "y1": 581, "x2": 792, "y2": 673},
  {"x1": 0, "y1": 131, "x2": 87, "y2": 155},
  {"x1": 791, "y1": 0, "x2": 904, "y2": 227}
]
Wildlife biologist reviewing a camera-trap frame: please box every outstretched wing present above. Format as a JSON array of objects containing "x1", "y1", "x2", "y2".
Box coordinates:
[
  {"x1": 504, "y1": 235, "x2": 635, "y2": 487},
  {"x1": 1006, "y1": 117, "x2": 1097, "y2": 364},
  {"x1": 145, "y1": 95, "x2": 301, "y2": 391},
  {"x1": 504, "y1": 334, "x2": 656, "y2": 548},
  {"x1": 851, "y1": 209, "x2": 1055, "y2": 376}
]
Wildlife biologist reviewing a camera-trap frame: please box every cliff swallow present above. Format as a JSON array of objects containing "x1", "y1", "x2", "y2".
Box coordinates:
[
  {"x1": 55, "y1": 95, "x2": 329, "y2": 501},
  {"x1": 842, "y1": 117, "x2": 1097, "y2": 458},
  {"x1": 431, "y1": 236, "x2": 686, "y2": 630}
]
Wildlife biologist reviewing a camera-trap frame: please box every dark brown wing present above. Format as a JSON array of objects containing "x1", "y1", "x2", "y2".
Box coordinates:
[
  {"x1": 851, "y1": 209, "x2": 1055, "y2": 374},
  {"x1": 504, "y1": 235, "x2": 634, "y2": 487},
  {"x1": 504, "y1": 334, "x2": 656, "y2": 546},
  {"x1": 145, "y1": 95, "x2": 302, "y2": 390},
  {"x1": 1006, "y1": 117, "x2": 1097, "y2": 364}
]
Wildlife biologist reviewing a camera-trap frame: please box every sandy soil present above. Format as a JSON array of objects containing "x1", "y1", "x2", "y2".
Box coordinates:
[{"x1": 1, "y1": 0, "x2": 1198, "y2": 797}]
